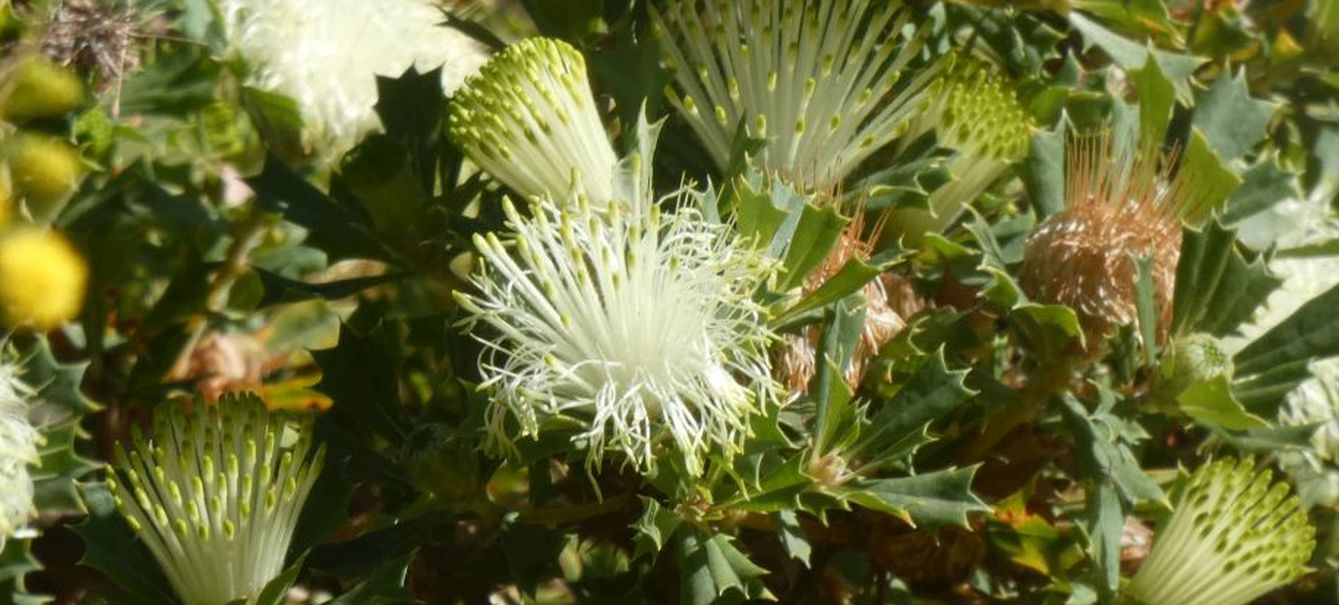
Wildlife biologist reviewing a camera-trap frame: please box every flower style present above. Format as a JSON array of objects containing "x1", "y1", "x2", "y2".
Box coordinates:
[
  {"x1": 219, "y1": 0, "x2": 489, "y2": 156},
  {"x1": 0, "y1": 363, "x2": 39, "y2": 552},
  {"x1": 886, "y1": 54, "x2": 1032, "y2": 239},
  {"x1": 651, "y1": 0, "x2": 943, "y2": 192},
  {"x1": 1019, "y1": 133, "x2": 1199, "y2": 343},
  {"x1": 1121, "y1": 458, "x2": 1314, "y2": 605},
  {"x1": 455, "y1": 188, "x2": 778, "y2": 476},
  {"x1": 108, "y1": 394, "x2": 324, "y2": 605},
  {"x1": 448, "y1": 37, "x2": 619, "y2": 204}
]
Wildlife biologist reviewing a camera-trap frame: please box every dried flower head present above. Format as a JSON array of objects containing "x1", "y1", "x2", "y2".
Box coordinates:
[
  {"x1": 456, "y1": 188, "x2": 778, "y2": 477},
  {"x1": 651, "y1": 0, "x2": 942, "y2": 192},
  {"x1": 220, "y1": 0, "x2": 489, "y2": 156},
  {"x1": 0, "y1": 363, "x2": 39, "y2": 552},
  {"x1": 41, "y1": 0, "x2": 139, "y2": 87},
  {"x1": 778, "y1": 211, "x2": 908, "y2": 395},
  {"x1": 449, "y1": 37, "x2": 618, "y2": 204},
  {"x1": 888, "y1": 54, "x2": 1031, "y2": 239},
  {"x1": 1020, "y1": 133, "x2": 1191, "y2": 343},
  {"x1": 1122, "y1": 458, "x2": 1314, "y2": 605},
  {"x1": 108, "y1": 394, "x2": 324, "y2": 605}
]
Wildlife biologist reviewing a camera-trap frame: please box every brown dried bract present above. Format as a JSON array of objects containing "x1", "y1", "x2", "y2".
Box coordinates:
[{"x1": 778, "y1": 209, "x2": 918, "y2": 396}]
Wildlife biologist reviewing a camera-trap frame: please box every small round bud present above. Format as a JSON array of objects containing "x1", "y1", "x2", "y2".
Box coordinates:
[
  {"x1": 0, "y1": 228, "x2": 87, "y2": 330},
  {"x1": 1157, "y1": 334, "x2": 1233, "y2": 396},
  {"x1": 0, "y1": 57, "x2": 84, "y2": 123},
  {"x1": 3, "y1": 133, "x2": 85, "y2": 214}
]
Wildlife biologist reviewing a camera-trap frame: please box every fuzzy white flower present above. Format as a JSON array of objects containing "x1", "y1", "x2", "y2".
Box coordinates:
[
  {"x1": 1122, "y1": 458, "x2": 1313, "y2": 605},
  {"x1": 219, "y1": 0, "x2": 490, "y2": 156},
  {"x1": 0, "y1": 363, "x2": 39, "y2": 552},
  {"x1": 108, "y1": 394, "x2": 324, "y2": 605},
  {"x1": 650, "y1": 0, "x2": 943, "y2": 192},
  {"x1": 448, "y1": 37, "x2": 619, "y2": 204},
  {"x1": 456, "y1": 186, "x2": 778, "y2": 476}
]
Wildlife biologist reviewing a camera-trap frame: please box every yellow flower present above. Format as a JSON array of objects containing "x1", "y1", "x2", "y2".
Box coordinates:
[{"x1": 0, "y1": 228, "x2": 87, "y2": 329}]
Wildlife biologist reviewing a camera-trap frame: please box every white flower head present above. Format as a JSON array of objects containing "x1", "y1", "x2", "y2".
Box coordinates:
[
  {"x1": 0, "y1": 362, "x2": 39, "y2": 552},
  {"x1": 456, "y1": 187, "x2": 778, "y2": 477},
  {"x1": 1122, "y1": 458, "x2": 1314, "y2": 605},
  {"x1": 220, "y1": 0, "x2": 490, "y2": 156},
  {"x1": 651, "y1": 0, "x2": 943, "y2": 192},
  {"x1": 448, "y1": 37, "x2": 619, "y2": 204},
  {"x1": 108, "y1": 394, "x2": 324, "y2": 605}
]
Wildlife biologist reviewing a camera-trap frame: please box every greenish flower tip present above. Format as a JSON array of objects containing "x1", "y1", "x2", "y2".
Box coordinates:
[
  {"x1": 920, "y1": 53, "x2": 1031, "y2": 162},
  {"x1": 1121, "y1": 458, "x2": 1314, "y2": 605},
  {"x1": 109, "y1": 393, "x2": 324, "y2": 605},
  {"x1": 448, "y1": 37, "x2": 618, "y2": 204}
]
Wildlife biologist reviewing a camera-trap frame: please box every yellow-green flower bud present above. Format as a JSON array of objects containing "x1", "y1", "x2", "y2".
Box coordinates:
[{"x1": 0, "y1": 57, "x2": 84, "y2": 123}]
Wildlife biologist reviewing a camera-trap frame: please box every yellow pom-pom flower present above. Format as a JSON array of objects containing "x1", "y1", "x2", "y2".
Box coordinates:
[{"x1": 0, "y1": 228, "x2": 88, "y2": 329}]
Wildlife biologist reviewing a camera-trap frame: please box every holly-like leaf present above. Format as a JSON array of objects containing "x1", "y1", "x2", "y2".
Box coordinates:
[
  {"x1": 779, "y1": 204, "x2": 849, "y2": 292},
  {"x1": 30, "y1": 418, "x2": 102, "y2": 512},
  {"x1": 1170, "y1": 221, "x2": 1280, "y2": 337},
  {"x1": 849, "y1": 351, "x2": 975, "y2": 474},
  {"x1": 838, "y1": 467, "x2": 989, "y2": 529},
  {"x1": 1235, "y1": 281, "x2": 1339, "y2": 377},
  {"x1": 1023, "y1": 122, "x2": 1066, "y2": 219},
  {"x1": 0, "y1": 539, "x2": 42, "y2": 600},
  {"x1": 776, "y1": 511, "x2": 811, "y2": 567},
  {"x1": 1010, "y1": 304, "x2": 1084, "y2": 365},
  {"x1": 677, "y1": 529, "x2": 774, "y2": 605},
  {"x1": 1192, "y1": 72, "x2": 1277, "y2": 165},
  {"x1": 72, "y1": 483, "x2": 178, "y2": 605},
  {"x1": 1068, "y1": 13, "x2": 1202, "y2": 102},
  {"x1": 323, "y1": 555, "x2": 415, "y2": 605},
  {"x1": 311, "y1": 323, "x2": 413, "y2": 446},
  {"x1": 632, "y1": 497, "x2": 684, "y2": 562},
  {"x1": 1176, "y1": 375, "x2": 1270, "y2": 431},
  {"x1": 811, "y1": 297, "x2": 865, "y2": 458},
  {"x1": 23, "y1": 337, "x2": 97, "y2": 417}
]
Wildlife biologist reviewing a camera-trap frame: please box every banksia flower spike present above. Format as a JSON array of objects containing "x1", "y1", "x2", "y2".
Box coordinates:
[
  {"x1": 108, "y1": 394, "x2": 324, "y2": 605},
  {"x1": 1020, "y1": 133, "x2": 1197, "y2": 344},
  {"x1": 449, "y1": 38, "x2": 619, "y2": 204},
  {"x1": 886, "y1": 55, "x2": 1031, "y2": 240},
  {"x1": 220, "y1": 0, "x2": 489, "y2": 156},
  {"x1": 0, "y1": 363, "x2": 39, "y2": 551},
  {"x1": 1121, "y1": 458, "x2": 1314, "y2": 605},
  {"x1": 651, "y1": 0, "x2": 943, "y2": 192},
  {"x1": 456, "y1": 186, "x2": 778, "y2": 477}
]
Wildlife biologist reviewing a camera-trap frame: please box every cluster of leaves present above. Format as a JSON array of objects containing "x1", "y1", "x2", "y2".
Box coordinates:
[{"x1": 3, "y1": 0, "x2": 1339, "y2": 604}]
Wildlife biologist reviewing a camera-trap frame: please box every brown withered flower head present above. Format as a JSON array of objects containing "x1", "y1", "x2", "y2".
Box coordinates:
[
  {"x1": 1020, "y1": 133, "x2": 1197, "y2": 344},
  {"x1": 778, "y1": 209, "x2": 921, "y2": 396},
  {"x1": 41, "y1": 0, "x2": 140, "y2": 88}
]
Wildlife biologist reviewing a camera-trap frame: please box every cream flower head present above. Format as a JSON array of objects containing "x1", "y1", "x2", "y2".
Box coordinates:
[
  {"x1": 457, "y1": 184, "x2": 778, "y2": 476},
  {"x1": 1122, "y1": 458, "x2": 1313, "y2": 605},
  {"x1": 220, "y1": 0, "x2": 490, "y2": 156},
  {"x1": 0, "y1": 362, "x2": 39, "y2": 552},
  {"x1": 108, "y1": 394, "x2": 324, "y2": 605},
  {"x1": 449, "y1": 37, "x2": 619, "y2": 205},
  {"x1": 651, "y1": 0, "x2": 943, "y2": 192}
]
